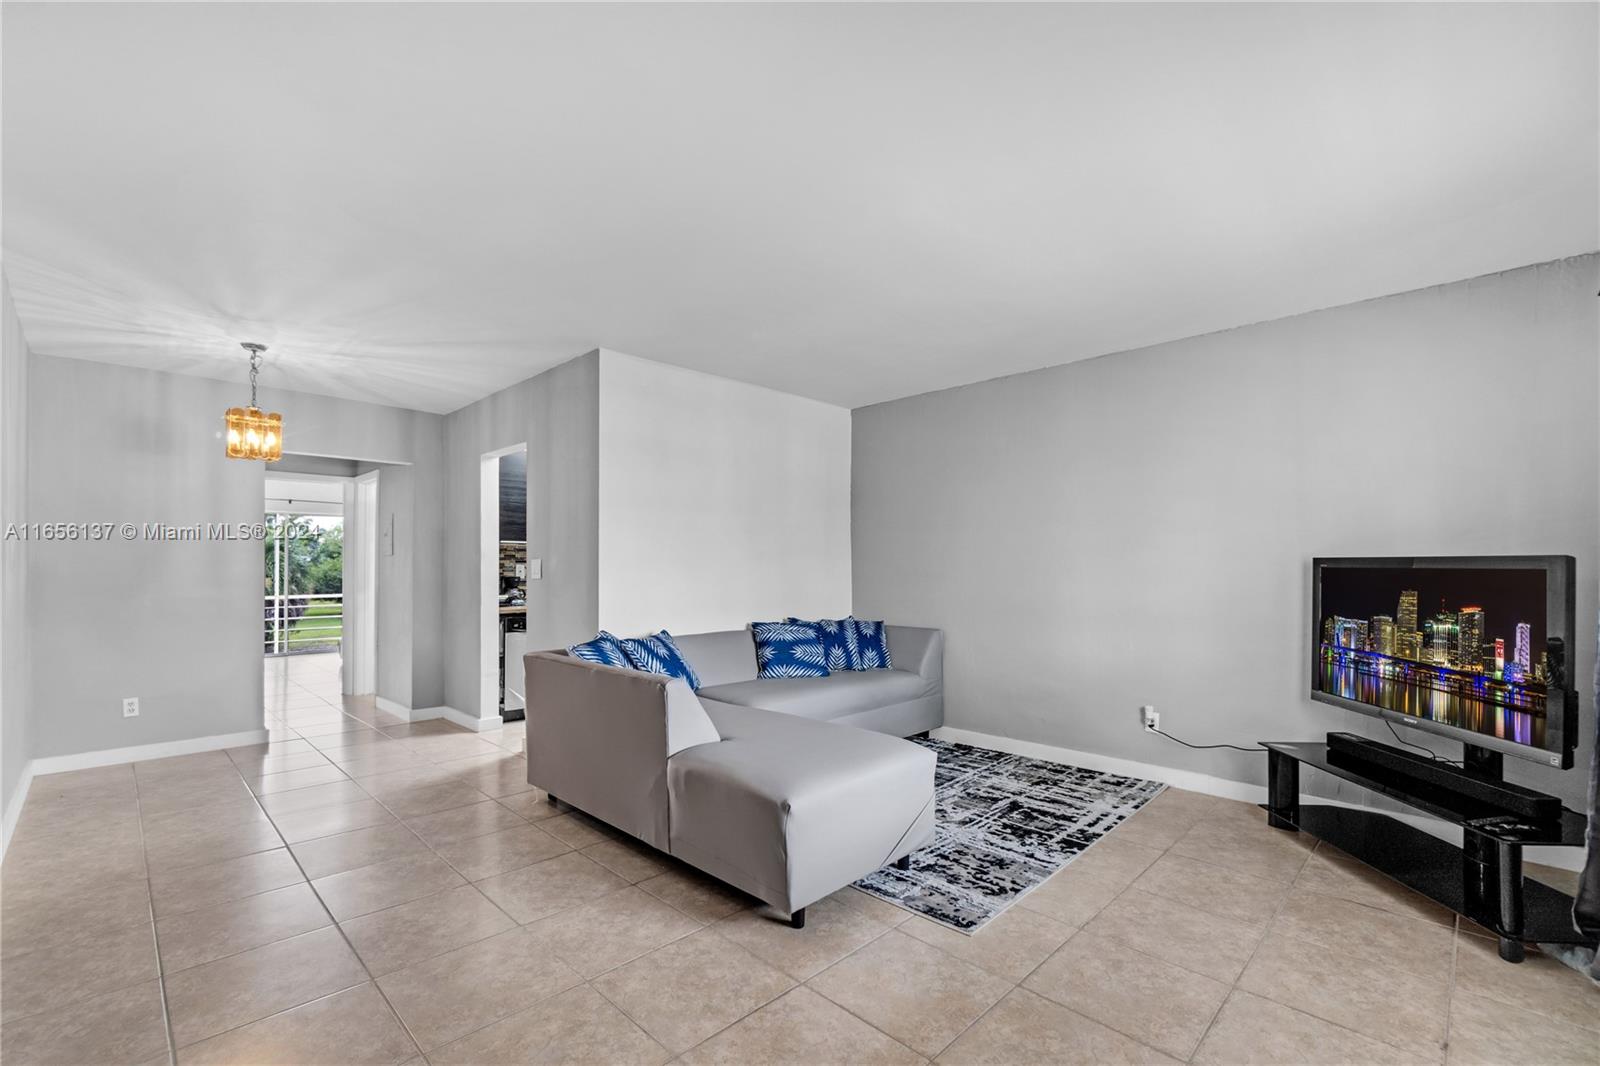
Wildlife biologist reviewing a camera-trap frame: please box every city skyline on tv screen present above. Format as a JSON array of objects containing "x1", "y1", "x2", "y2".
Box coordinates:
[{"x1": 1315, "y1": 565, "x2": 1550, "y2": 747}]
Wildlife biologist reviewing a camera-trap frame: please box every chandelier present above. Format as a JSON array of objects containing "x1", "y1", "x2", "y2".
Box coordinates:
[{"x1": 224, "y1": 342, "x2": 283, "y2": 461}]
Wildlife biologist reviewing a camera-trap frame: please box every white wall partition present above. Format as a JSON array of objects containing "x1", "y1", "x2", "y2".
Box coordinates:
[
  {"x1": 598, "y1": 350, "x2": 852, "y2": 637},
  {"x1": 1, "y1": 275, "x2": 33, "y2": 852},
  {"x1": 343, "y1": 471, "x2": 378, "y2": 696},
  {"x1": 476, "y1": 443, "x2": 525, "y2": 729}
]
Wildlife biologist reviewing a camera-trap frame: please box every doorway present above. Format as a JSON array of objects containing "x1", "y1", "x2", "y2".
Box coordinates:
[
  {"x1": 263, "y1": 474, "x2": 345, "y2": 660},
  {"x1": 480, "y1": 444, "x2": 528, "y2": 723}
]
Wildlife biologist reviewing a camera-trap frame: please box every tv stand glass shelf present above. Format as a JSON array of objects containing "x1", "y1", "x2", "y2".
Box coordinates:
[{"x1": 1261, "y1": 742, "x2": 1586, "y2": 964}]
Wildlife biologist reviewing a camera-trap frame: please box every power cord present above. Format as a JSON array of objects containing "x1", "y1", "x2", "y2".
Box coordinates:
[
  {"x1": 1384, "y1": 720, "x2": 1464, "y2": 766},
  {"x1": 1147, "y1": 718, "x2": 1577, "y2": 817},
  {"x1": 1147, "y1": 726, "x2": 1264, "y2": 754}
]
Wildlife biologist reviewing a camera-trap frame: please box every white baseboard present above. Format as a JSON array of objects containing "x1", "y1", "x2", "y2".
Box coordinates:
[
  {"x1": 29, "y1": 729, "x2": 272, "y2": 777},
  {"x1": 935, "y1": 726, "x2": 1264, "y2": 800},
  {"x1": 377, "y1": 698, "x2": 501, "y2": 733},
  {"x1": 3, "y1": 728, "x2": 270, "y2": 862},
  {"x1": 933, "y1": 727, "x2": 1584, "y2": 873},
  {"x1": 437, "y1": 706, "x2": 504, "y2": 733},
  {"x1": 2, "y1": 761, "x2": 37, "y2": 861}
]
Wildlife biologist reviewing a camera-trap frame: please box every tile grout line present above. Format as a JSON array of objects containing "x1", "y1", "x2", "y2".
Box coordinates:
[
  {"x1": 998, "y1": 832, "x2": 1203, "y2": 1062},
  {"x1": 1022, "y1": 828, "x2": 1229, "y2": 1062},
  {"x1": 1442, "y1": 915, "x2": 1460, "y2": 1059},
  {"x1": 589, "y1": 919, "x2": 801, "y2": 1052},
  {"x1": 1181, "y1": 829, "x2": 1307, "y2": 1063},
  {"x1": 1203, "y1": 836, "x2": 1446, "y2": 1064},
  {"x1": 781, "y1": 921, "x2": 936, "y2": 1057},
  {"x1": 129, "y1": 763, "x2": 181, "y2": 1066}
]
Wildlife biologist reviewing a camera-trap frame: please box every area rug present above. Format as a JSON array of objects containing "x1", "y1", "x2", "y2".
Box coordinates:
[{"x1": 854, "y1": 738, "x2": 1164, "y2": 933}]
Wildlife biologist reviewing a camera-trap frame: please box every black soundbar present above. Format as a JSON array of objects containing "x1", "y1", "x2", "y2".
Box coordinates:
[{"x1": 1325, "y1": 732, "x2": 1561, "y2": 822}]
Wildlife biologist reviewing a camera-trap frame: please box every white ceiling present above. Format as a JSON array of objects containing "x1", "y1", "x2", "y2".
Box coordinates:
[{"x1": 4, "y1": 3, "x2": 1595, "y2": 414}]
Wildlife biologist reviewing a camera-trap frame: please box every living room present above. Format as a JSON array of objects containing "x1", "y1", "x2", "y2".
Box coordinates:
[{"x1": 0, "y1": 4, "x2": 1596, "y2": 1065}]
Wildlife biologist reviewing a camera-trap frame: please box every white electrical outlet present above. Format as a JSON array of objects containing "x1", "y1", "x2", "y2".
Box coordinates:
[
  {"x1": 1140, "y1": 705, "x2": 1158, "y2": 732},
  {"x1": 122, "y1": 697, "x2": 140, "y2": 718}
]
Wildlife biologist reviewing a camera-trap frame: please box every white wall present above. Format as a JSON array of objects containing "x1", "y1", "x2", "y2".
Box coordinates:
[
  {"x1": 441, "y1": 352, "x2": 600, "y2": 719},
  {"x1": 598, "y1": 350, "x2": 852, "y2": 636},
  {"x1": 852, "y1": 255, "x2": 1599, "y2": 814},
  {"x1": 24, "y1": 354, "x2": 446, "y2": 762},
  {"x1": 1, "y1": 274, "x2": 33, "y2": 848}
]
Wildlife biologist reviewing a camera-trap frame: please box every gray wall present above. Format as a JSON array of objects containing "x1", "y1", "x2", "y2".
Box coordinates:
[
  {"x1": 853, "y1": 255, "x2": 1599, "y2": 812},
  {"x1": 1, "y1": 275, "x2": 32, "y2": 825},
  {"x1": 25, "y1": 354, "x2": 446, "y2": 759},
  {"x1": 441, "y1": 352, "x2": 599, "y2": 718}
]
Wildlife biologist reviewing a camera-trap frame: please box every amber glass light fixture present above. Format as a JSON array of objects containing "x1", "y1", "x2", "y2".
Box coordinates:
[{"x1": 224, "y1": 342, "x2": 283, "y2": 461}]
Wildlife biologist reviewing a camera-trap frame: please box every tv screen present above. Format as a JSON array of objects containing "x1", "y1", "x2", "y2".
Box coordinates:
[{"x1": 1311, "y1": 556, "x2": 1577, "y2": 768}]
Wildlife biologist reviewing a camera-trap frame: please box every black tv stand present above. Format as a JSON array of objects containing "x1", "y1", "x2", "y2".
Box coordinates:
[
  {"x1": 1262, "y1": 740, "x2": 1586, "y2": 963},
  {"x1": 1323, "y1": 732, "x2": 1562, "y2": 820}
]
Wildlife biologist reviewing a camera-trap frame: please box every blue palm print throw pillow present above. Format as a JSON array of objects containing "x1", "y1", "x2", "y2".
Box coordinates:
[
  {"x1": 751, "y1": 621, "x2": 831, "y2": 678},
  {"x1": 848, "y1": 618, "x2": 893, "y2": 670},
  {"x1": 789, "y1": 617, "x2": 857, "y2": 672},
  {"x1": 617, "y1": 630, "x2": 702, "y2": 690},
  {"x1": 568, "y1": 631, "x2": 628, "y2": 668}
]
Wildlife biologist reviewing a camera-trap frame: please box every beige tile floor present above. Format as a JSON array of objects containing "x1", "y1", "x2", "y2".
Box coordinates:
[{"x1": 2, "y1": 651, "x2": 1596, "y2": 1064}]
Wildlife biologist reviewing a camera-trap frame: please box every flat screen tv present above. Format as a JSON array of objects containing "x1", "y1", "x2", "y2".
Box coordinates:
[{"x1": 1311, "y1": 556, "x2": 1577, "y2": 769}]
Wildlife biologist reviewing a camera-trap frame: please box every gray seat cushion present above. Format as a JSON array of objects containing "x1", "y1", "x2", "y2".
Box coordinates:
[
  {"x1": 697, "y1": 668, "x2": 929, "y2": 720},
  {"x1": 668, "y1": 701, "x2": 936, "y2": 911}
]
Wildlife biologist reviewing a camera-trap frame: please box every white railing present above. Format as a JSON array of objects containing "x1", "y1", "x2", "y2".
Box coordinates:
[{"x1": 264, "y1": 592, "x2": 343, "y2": 656}]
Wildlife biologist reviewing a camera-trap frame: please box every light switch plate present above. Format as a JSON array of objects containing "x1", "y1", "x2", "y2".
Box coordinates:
[{"x1": 528, "y1": 558, "x2": 542, "y2": 579}]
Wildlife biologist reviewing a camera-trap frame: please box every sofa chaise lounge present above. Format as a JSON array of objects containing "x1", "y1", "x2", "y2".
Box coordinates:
[{"x1": 524, "y1": 625, "x2": 943, "y2": 926}]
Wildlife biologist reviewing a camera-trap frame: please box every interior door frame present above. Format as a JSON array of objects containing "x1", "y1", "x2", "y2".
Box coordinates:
[{"x1": 479, "y1": 443, "x2": 527, "y2": 720}]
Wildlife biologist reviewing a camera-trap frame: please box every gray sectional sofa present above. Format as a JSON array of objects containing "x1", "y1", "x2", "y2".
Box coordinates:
[{"x1": 524, "y1": 625, "x2": 943, "y2": 927}]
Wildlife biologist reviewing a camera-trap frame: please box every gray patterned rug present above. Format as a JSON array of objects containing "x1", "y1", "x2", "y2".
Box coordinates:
[{"x1": 854, "y1": 738, "x2": 1164, "y2": 933}]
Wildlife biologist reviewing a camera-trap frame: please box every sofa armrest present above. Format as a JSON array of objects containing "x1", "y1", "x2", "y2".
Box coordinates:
[
  {"x1": 523, "y1": 652, "x2": 718, "y2": 850},
  {"x1": 885, "y1": 626, "x2": 943, "y2": 683}
]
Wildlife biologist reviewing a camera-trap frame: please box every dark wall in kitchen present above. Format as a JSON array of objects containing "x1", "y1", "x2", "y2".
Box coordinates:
[{"x1": 499, "y1": 450, "x2": 526, "y2": 541}]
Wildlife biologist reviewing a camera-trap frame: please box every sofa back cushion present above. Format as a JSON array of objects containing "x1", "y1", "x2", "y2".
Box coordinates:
[
  {"x1": 751, "y1": 621, "x2": 830, "y2": 679},
  {"x1": 670, "y1": 629, "x2": 759, "y2": 687}
]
